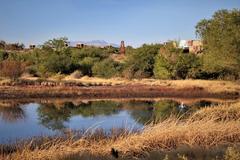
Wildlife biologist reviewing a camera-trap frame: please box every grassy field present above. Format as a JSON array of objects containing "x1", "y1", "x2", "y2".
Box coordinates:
[{"x1": 1, "y1": 101, "x2": 240, "y2": 160}]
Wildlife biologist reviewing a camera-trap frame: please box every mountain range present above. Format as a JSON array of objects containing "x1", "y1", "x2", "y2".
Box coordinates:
[{"x1": 69, "y1": 40, "x2": 119, "y2": 48}]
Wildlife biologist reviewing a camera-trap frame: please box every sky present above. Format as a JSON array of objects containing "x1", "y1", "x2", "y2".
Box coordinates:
[{"x1": 0, "y1": 0, "x2": 239, "y2": 47}]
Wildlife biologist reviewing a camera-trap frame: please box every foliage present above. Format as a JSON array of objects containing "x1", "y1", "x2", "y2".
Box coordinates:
[
  {"x1": 43, "y1": 53, "x2": 73, "y2": 74},
  {"x1": 0, "y1": 51, "x2": 8, "y2": 61},
  {"x1": 43, "y1": 37, "x2": 69, "y2": 53},
  {"x1": 154, "y1": 44, "x2": 201, "y2": 79},
  {"x1": 124, "y1": 44, "x2": 162, "y2": 79},
  {"x1": 92, "y1": 58, "x2": 122, "y2": 78},
  {"x1": 1, "y1": 9, "x2": 239, "y2": 81},
  {"x1": 196, "y1": 9, "x2": 240, "y2": 79},
  {"x1": 0, "y1": 60, "x2": 25, "y2": 80}
]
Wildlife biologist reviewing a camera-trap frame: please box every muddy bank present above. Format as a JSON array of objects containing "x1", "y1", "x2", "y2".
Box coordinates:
[{"x1": 0, "y1": 84, "x2": 239, "y2": 100}]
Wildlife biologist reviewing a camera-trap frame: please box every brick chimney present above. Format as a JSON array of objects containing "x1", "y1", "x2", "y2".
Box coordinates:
[{"x1": 119, "y1": 41, "x2": 125, "y2": 55}]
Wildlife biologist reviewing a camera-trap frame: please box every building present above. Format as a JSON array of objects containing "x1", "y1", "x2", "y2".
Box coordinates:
[
  {"x1": 178, "y1": 40, "x2": 203, "y2": 54},
  {"x1": 29, "y1": 44, "x2": 36, "y2": 49},
  {"x1": 76, "y1": 43, "x2": 85, "y2": 48},
  {"x1": 188, "y1": 40, "x2": 203, "y2": 54}
]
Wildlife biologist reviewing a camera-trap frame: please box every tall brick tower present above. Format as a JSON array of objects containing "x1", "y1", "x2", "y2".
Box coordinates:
[{"x1": 119, "y1": 41, "x2": 125, "y2": 55}]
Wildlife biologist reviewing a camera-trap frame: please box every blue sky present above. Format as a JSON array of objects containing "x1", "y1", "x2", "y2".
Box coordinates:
[{"x1": 0, "y1": 0, "x2": 239, "y2": 47}]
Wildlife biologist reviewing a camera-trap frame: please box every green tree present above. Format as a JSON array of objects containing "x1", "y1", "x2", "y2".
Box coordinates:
[
  {"x1": 44, "y1": 53, "x2": 73, "y2": 74},
  {"x1": 92, "y1": 58, "x2": 122, "y2": 78},
  {"x1": 43, "y1": 37, "x2": 69, "y2": 53},
  {"x1": 154, "y1": 43, "x2": 180, "y2": 79},
  {"x1": 124, "y1": 44, "x2": 162, "y2": 79},
  {"x1": 196, "y1": 9, "x2": 240, "y2": 79},
  {"x1": 154, "y1": 43, "x2": 201, "y2": 79}
]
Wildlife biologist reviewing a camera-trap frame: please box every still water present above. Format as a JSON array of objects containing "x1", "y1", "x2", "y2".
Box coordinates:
[{"x1": 0, "y1": 99, "x2": 219, "y2": 143}]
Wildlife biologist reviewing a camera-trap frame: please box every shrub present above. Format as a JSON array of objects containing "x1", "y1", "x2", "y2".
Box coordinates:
[
  {"x1": 92, "y1": 59, "x2": 122, "y2": 78},
  {"x1": 124, "y1": 44, "x2": 162, "y2": 79},
  {"x1": 0, "y1": 60, "x2": 25, "y2": 80},
  {"x1": 154, "y1": 44, "x2": 202, "y2": 80},
  {"x1": 69, "y1": 70, "x2": 83, "y2": 79},
  {"x1": 0, "y1": 51, "x2": 8, "y2": 61},
  {"x1": 44, "y1": 53, "x2": 73, "y2": 74}
]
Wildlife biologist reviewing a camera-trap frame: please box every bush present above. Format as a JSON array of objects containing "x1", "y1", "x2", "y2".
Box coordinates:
[
  {"x1": 69, "y1": 70, "x2": 83, "y2": 79},
  {"x1": 79, "y1": 57, "x2": 99, "y2": 76},
  {"x1": 154, "y1": 44, "x2": 201, "y2": 79},
  {"x1": 0, "y1": 60, "x2": 25, "y2": 80},
  {"x1": 124, "y1": 44, "x2": 162, "y2": 79},
  {"x1": 92, "y1": 59, "x2": 122, "y2": 78},
  {"x1": 44, "y1": 53, "x2": 73, "y2": 74},
  {"x1": 0, "y1": 51, "x2": 8, "y2": 61}
]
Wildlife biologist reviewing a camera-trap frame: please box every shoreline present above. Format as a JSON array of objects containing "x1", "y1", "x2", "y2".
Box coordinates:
[{"x1": 0, "y1": 84, "x2": 239, "y2": 100}]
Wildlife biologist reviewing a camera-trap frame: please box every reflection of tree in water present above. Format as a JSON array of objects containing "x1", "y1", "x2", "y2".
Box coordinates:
[
  {"x1": 123, "y1": 101, "x2": 154, "y2": 125},
  {"x1": 0, "y1": 105, "x2": 26, "y2": 123},
  {"x1": 37, "y1": 101, "x2": 122, "y2": 131},
  {"x1": 37, "y1": 103, "x2": 72, "y2": 131},
  {"x1": 152, "y1": 100, "x2": 181, "y2": 120},
  {"x1": 128, "y1": 100, "x2": 181, "y2": 125},
  {"x1": 71, "y1": 101, "x2": 122, "y2": 117}
]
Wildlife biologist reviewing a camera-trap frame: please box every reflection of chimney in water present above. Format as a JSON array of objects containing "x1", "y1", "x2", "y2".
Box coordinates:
[{"x1": 120, "y1": 41, "x2": 125, "y2": 55}]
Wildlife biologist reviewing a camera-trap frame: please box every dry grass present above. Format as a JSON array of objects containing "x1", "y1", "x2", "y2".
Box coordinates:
[
  {"x1": 1, "y1": 102, "x2": 240, "y2": 160},
  {"x1": 24, "y1": 76, "x2": 240, "y2": 93}
]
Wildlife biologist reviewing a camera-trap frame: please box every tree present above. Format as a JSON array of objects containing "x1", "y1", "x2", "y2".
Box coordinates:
[
  {"x1": 44, "y1": 53, "x2": 73, "y2": 74},
  {"x1": 154, "y1": 43, "x2": 180, "y2": 79},
  {"x1": 196, "y1": 9, "x2": 240, "y2": 79},
  {"x1": 0, "y1": 40, "x2": 6, "y2": 49},
  {"x1": 124, "y1": 44, "x2": 162, "y2": 79},
  {"x1": 0, "y1": 51, "x2": 8, "y2": 61},
  {"x1": 43, "y1": 37, "x2": 69, "y2": 53},
  {"x1": 154, "y1": 43, "x2": 201, "y2": 79},
  {"x1": 92, "y1": 58, "x2": 122, "y2": 78}
]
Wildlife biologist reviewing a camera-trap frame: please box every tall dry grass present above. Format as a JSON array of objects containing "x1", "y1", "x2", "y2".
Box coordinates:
[
  {"x1": 17, "y1": 75, "x2": 240, "y2": 94},
  {"x1": 1, "y1": 102, "x2": 240, "y2": 160}
]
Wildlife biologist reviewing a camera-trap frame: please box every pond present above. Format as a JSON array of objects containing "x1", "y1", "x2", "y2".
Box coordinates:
[{"x1": 0, "y1": 99, "x2": 222, "y2": 144}]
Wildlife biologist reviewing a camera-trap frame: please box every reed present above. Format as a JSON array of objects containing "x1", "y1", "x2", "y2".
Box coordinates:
[{"x1": 1, "y1": 102, "x2": 240, "y2": 160}]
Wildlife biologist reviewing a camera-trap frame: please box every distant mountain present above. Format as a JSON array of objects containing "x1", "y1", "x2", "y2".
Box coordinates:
[{"x1": 70, "y1": 40, "x2": 119, "y2": 48}]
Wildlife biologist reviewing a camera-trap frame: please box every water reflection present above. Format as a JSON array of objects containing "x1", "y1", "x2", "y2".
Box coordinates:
[
  {"x1": 0, "y1": 99, "x2": 221, "y2": 143},
  {"x1": 0, "y1": 105, "x2": 26, "y2": 123},
  {"x1": 37, "y1": 101, "x2": 122, "y2": 131}
]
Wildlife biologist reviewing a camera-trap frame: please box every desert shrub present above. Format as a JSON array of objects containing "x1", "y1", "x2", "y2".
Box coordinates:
[
  {"x1": 0, "y1": 51, "x2": 8, "y2": 61},
  {"x1": 92, "y1": 59, "x2": 122, "y2": 78},
  {"x1": 0, "y1": 60, "x2": 25, "y2": 80},
  {"x1": 79, "y1": 57, "x2": 100, "y2": 76},
  {"x1": 70, "y1": 70, "x2": 83, "y2": 79},
  {"x1": 44, "y1": 53, "x2": 73, "y2": 74}
]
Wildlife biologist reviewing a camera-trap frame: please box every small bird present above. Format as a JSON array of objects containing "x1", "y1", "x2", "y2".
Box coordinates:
[{"x1": 111, "y1": 148, "x2": 119, "y2": 159}]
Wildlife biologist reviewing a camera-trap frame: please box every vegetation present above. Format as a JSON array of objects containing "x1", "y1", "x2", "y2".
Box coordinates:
[
  {"x1": 0, "y1": 60, "x2": 25, "y2": 80},
  {"x1": 1, "y1": 101, "x2": 240, "y2": 160},
  {"x1": 196, "y1": 9, "x2": 240, "y2": 79},
  {"x1": 0, "y1": 9, "x2": 239, "y2": 81}
]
